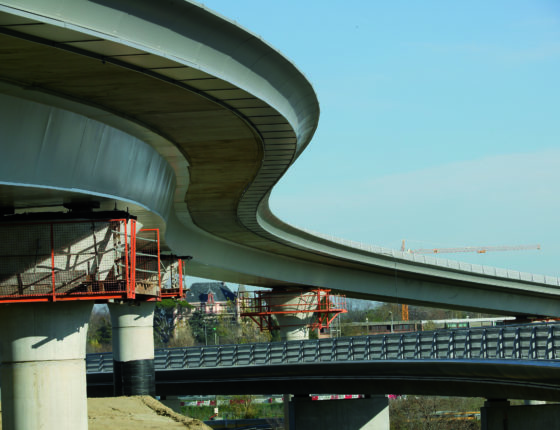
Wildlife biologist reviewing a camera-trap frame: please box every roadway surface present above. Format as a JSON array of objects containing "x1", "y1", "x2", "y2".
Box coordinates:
[{"x1": 0, "y1": 0, "x2": 559, "y2": 317}]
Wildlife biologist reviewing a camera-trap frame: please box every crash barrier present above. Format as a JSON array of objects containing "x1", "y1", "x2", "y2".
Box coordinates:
[{"x1": 86, "y1": 322, "x2": 560, "y2": 373}]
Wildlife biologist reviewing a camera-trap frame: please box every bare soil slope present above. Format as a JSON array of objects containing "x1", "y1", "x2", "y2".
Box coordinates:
[{"x1": 0, "y1": 396, "x2": 211, "y2": 430}]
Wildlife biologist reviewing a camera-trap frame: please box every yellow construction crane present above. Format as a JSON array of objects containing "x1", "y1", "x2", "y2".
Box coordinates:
[{"x1": 398, "y1": 241, "x2": 541, "y2": 321}]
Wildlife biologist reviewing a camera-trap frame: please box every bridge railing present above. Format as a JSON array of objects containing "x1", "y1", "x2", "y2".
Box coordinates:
[
  {"x1": 86, "y1": 323, "x2": 560, "y2": 373},
  {"x1": 295, "y1": 226, "x2": 560, "y2": 287}
]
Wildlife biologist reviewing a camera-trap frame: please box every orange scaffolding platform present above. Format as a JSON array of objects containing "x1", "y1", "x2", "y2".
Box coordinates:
[
  {"x1": 240, "y1": 288, "x2": 347, "y2": 331},
  {"x1": 0, "y1": 212, "x2": 185, "y2": 303}
]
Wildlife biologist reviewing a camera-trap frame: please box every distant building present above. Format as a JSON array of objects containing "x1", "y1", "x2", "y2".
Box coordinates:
[{"x1": 186, "y1": 282, "x2": 238, "y2": 317}]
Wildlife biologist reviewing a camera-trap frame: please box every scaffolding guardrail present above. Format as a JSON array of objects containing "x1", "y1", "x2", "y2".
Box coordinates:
[
  {"x1": 0, "y1": 216, "x2": 136, "y2": 302},
  {"x1": 160, "y1": 257, "x2": 186, "y2": 299},
  {"x1": 0, "y1": 214, "x2": 172, "y2": 302},
  {"x1": 134, "y1": 228, "x2": 161, "y2": 298}
]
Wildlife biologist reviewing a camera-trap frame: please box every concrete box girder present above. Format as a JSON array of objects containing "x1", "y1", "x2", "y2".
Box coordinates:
[{"x1": 1, "y1": 1, "x2": 559, "y2": 321}]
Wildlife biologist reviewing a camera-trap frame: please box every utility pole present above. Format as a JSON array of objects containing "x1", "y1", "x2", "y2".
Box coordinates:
[{"x1": 204, "y1": 320, "x2": 208, "y2": 346}]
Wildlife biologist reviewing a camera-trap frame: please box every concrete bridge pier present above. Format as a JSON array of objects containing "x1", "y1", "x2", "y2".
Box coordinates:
[
  {"x1": 481, "y1": 399, "x2": 560, "y2": 430},
  {"x1": 277, "y1": 323, "x2": 309, "y2": 341},
  {"x1": 271, "y1": 291, "x2": 316, "y2": 428},
  {"x1": 0, "y1": 301, "x2": 93, "y2": 430},
  {"x1": 288, "y1": 394, "x2": 389, "y2": 430},
  {"x1": 273, "y1": 292, "x2": 389, "y2": 429},
  {"x1": 109, "y1": 301, "x2": 156, "y2": 396},
  {"x1": 269, "y1": 290, "x2": 319, "y2": 341}
]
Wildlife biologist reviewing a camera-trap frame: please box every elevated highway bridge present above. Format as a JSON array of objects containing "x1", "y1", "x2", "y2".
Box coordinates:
[
  {"x1": 0, "y1": 0, "x2": 558, "y2": 316},
  {"x1": 0, "y1": 1, "x2": 558, "y2": 429}
]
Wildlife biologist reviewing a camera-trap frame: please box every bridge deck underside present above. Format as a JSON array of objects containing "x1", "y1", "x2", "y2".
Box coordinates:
[
  {"x1": 87, "y1": 360, "x2": 560, "y2": 401},
  {"x1": 1, "y1": 4, "x2": 560, "y2": 316}
]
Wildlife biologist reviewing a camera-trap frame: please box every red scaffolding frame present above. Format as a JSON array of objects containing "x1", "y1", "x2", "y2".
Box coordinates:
[
  {"x1": 133, "y1": 228, "x2": 161, "y2": 300},
  {"x1": 160, "y1": 257, "x2": 187, "y2": 299},
  {"x1": 0, "y1": 215, "x2": 168, "y2": 303},
  {"x1": 240, "y1": 288, "x2": 347, "y2": 332}
]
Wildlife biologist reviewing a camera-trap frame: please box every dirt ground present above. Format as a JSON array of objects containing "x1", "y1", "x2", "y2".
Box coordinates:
[{"x1": 0, "y1": 396, "x2": 212, "y2": 430}]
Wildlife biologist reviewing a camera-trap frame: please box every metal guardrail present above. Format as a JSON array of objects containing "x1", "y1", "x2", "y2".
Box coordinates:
[
  {"x1": 295, "y1": 226, "x2": 560, "y2": 287},
  {"x1": 86, "y1": 324, "x2": 560, "y2": 374}
]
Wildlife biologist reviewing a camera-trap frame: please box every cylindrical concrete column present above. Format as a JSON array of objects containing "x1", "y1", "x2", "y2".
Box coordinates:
[
  {"x1": 278, "y1": 322, "x2": 309, "y2": 341},
  {"x1": 0, "y1": 301, "x2": 93, "y2": 430},
  {"x1": 109, "y1": 301, "x2": 155, "y2": 396},
  {"x1": 268, "y1": 291, "x2": 318, "y2": 341},
  {"x1": 289, "y1": 395, "x2": 390, "y2": 430},
  {"x1": 269, "y1": 291, "x2": 317, "y2": 429}
]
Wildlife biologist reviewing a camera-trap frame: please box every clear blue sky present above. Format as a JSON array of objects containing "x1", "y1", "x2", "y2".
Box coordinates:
[{"x1": 199, "y1": 1, "x2": 560, "y2": 277}]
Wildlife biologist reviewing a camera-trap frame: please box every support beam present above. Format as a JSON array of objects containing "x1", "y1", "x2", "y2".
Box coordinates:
[
  {"x1": 109, "y1": 301, "x2": 156, "y2": 396},
  {"x1": 288, "y1": 395, "x2": 389, "y2": 430},
  {"x1": 0, "y1": 301, "x2": 92, "y2": 430}
]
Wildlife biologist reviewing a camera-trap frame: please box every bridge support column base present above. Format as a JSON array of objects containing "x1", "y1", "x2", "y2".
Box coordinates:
[
  {"x1": 0, "y1": 302, "x2": 92, "y2": 430},
  {"x1": 109, "y1": 301, "x2": 155, "y2": 396},
  {"x1": 288, "y1": 395, "x2": 389, "y2": 430},
  {"x1": 481, "y1": 400, "x2": 560, "y2": 430}
]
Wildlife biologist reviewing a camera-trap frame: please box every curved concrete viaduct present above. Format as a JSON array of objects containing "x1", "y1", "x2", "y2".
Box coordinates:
[{"x1": 0, "y1": 0, "x2": 559, "y2": 318}]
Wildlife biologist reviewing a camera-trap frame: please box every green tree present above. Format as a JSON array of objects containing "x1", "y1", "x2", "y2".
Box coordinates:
[
  {"x1": 224, "y1": 395, "x2": 257, "y2": 419},
  {"x1": 215, "y1": 313, "x2": 241, "y2": 344},
  {"x1": 239, "y1": 316, "x2": 272, "y2": 344},
  {"x1": 390, "y1": 396, "x2": 482, "y2": 430},
  {"x1": 153, "y1": 299, "x2": 193, "y2": 347},
  {"x1": 189, "y1": 310, "x2": 219, "y2": 345},
  {"x1": 87, "y1": 306, "x2": 112, "y2": 353},
  {"x1": 166, "y1": 322, "x2": 195, "y2": 348}
]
